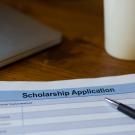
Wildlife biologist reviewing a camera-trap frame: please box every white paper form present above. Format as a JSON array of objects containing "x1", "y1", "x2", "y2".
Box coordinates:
[{"x1": 0, "y1": 74, "x2": 135, "y2": 135}]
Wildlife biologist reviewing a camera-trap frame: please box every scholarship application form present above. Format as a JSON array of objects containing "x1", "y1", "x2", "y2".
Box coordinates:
[{"x1": 0, "y1": 74, "x2": 135, "y2": 135}]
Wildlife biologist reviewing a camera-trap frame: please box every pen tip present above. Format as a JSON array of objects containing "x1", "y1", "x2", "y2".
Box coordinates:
[
  {"x1": 105, "y1": 97, "x2": 110, "y2": 102},
  {"x1": 105, "y1": 98, "x2": 119, "y2": 109},
  {"x1": 105, "y1": 98, "x2": 114, "y2": 103}
]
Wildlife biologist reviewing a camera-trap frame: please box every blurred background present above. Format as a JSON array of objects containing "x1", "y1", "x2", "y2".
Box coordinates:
[
  {"x1": 0, "y1": 0, "x2": 104, "y2": 41},
  {"x1": 0, "y1": 0, "x2": 135, "y2": 81}
]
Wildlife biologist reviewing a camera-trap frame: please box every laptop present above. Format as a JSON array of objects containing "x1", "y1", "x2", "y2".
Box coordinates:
[{"x1": 0, "y1": 5, "x2": 62, "y2": 67}]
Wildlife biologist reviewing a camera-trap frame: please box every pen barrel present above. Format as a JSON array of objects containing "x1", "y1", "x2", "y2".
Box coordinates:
[{"x1": 118, "y1": 103, "x2": 135, "y2": 119}]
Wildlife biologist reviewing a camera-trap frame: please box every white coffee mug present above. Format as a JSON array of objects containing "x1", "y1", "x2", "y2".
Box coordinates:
[{"x1": 104, "y1": 0, "x2": 135, "y2": 60}]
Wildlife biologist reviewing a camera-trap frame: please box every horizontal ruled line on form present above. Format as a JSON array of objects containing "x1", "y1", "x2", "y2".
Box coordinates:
[
  {"x1": 25, "y1": 124, "x2": 135, "y2": 135},
  {"x1": 23, "y1": 98, "x2": 135, "y2": 113}
]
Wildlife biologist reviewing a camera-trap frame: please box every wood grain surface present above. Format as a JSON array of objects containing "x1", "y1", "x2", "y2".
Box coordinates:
[{"x1": 0, "y1": 0, "x2": 135, "y2": 81}]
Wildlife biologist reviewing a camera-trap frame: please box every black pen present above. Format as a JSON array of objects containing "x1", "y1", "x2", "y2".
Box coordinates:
[{"x1": 105, "y1": 98, "x2": 135, "y2": 119}]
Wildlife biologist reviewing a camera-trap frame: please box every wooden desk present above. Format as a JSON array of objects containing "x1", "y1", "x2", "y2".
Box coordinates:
[{"x1": 0, "y1": 0, "x2": 135, "y2": 81}]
